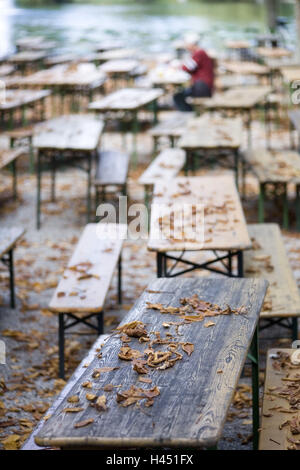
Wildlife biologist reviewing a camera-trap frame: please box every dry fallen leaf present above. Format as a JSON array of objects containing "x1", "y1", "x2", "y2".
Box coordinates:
[{"x1": 74, "y1": 418, "x2": 94, "y2": 429}]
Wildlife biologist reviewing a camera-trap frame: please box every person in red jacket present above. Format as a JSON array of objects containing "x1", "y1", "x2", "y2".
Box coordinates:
[{"x1": 174, "y1": 33, "x2": 214, "y2": 112}]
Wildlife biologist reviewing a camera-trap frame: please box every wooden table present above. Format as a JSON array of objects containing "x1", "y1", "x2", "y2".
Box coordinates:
[
  {"x1": 6, "y1": 51, "x2": 47, "y2": 74},
  {"x1": 256, "y1": 47, "x2": 293, "y2": 60},
  {"x1": 178, "y1": 114, "x2": 243, "y2": 186},
  {"x1": 191, "y1": 85, "x2": 273, "y2": 147},
  {"x1": 100, "y1": 59, "x2": 141, "y2": 86},
  {"x1": 16, "y1": 36, "x2": 56, "y2": 51},
  {"x1": 34, "y1": 277, "x2": 267, "y2": 450},
  {"x1": 221, "y1": 60, "x2": 270, "y2": 78},
  {"x1": 147, "y1": 66, "x2": 189, "y2": 89},
  {"x1": 0, "y1": 89, "x2": 51, "y2": 130},
  {"x1": 0, "y1": 64, "x2": 15, "y2": 77},
  {"x1": 148, "y1": 174, "x2": 251, "y2": 278},
  {"x1": 150, "y1": 111, "x2": 194, "y2": 151},
  {"x1": 95, "y1": 48, "x2": 137, "y2": 64},
  {"x1": 33, "y1": 114, "x2": 104, "y2": 229},
  {"x1": 6, "y1": 63, "x2": 106, "y2": 114},
  {"x1": 89, "y1": 87, "x2": 164, "y2": 165},
  {"x1": 280, "y1": 65, "x2": 300, "y2": 84}
]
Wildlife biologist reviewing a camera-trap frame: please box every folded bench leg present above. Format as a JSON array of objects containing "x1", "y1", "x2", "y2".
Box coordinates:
[
  {"x1": 248, "y1": 326, "x2": 259, "y2": 450},
  {"x1": 8, "y1": 249, "x2": 15, "y2": 309},
  {"x1": 58, "y1": 314, "x2": 65, "y2": 379},
  {"x1": 97, "y1": 312, "x2": 104, "y2": 335},
  {"x1": 118, "y1": 255, "x2": 122, "y2": 304}
]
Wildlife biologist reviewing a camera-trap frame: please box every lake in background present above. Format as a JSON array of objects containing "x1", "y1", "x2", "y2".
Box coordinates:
[{"x1": 0, "y1": 0, "x2": 296, "y2": 58}]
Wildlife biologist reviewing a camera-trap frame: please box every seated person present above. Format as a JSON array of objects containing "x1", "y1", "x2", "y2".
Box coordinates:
[{"x1": 174, "y1": 33, "x2": 214, "y2": 112}]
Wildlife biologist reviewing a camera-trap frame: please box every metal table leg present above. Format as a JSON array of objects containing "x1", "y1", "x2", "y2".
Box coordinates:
[{"x1": 58, "y1": 314, "x2": 65, "y2": 379}]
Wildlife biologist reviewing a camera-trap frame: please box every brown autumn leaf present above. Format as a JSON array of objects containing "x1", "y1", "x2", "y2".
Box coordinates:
[
  {"x1": 116, "y1": 321, "x2": 147, "y2": 338},
  {"x1": 95, "y1": 395, "x2": 107, "y2": 412},
  {"x1": 86, "y1": 393, "x2": 97, "y2": 401},
  {"x1": 67, "y1": 395, "x2": 79, "y2": 403},
  {"x1": 138, "y1": 377, "x2": 152, "y2": 384},
  {"x1": 181, "y1": 342, "x2": 194, "y2": 356},
  {"x1": 81, "y1": 381, "x2": 92, "y2": 389},
  {"x1": 204, "y1": 321, "x2": 216, "y2": 328},
  {"x1": 118, "y1": 346, "x2": 142, "y2": 361},
  {"x1": 133, "y1": 359, "x2": 148, "y2": 375},
  {"x1": 74, "y1": 418, "x2": 94, "y2": 429},
  {"x1": 63, "y1": 407, "x2": 84, "y2": 413}
]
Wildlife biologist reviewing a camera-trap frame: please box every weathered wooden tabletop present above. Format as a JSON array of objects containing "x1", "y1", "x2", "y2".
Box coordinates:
[
  {"x1": 6, "y1": 51, "x2": 47, "y2": 64},
  {"x1": 35, "y1": 277, "x2": 267, "y2": 449},
  {"x1": 0, "y1": 89, "x2": 51, "y2": 111},
  {"x1": 281, "y1": 66, "x2": 300, "y2": 84},
  {"x1": 95, "y1": 48, "x2": 137, "y2": 62},
  {"x1": 0, "y1": 64, "x2": 15, "y2": 77},
  {"x1": 100, "y1": 59, "x2": 140, "y2": 75},
  {"x1": 221, "y1": 60, "x2": 270, "y2": 76},
  {"x1": 225, "y1": 40, "x2": 251, "y2": 49},
  {"x1": 256, "y1": 47, "x2": 293, "y2": 59},
  {"x1": 197, "y1": 85, "x2": 272, "y2": 110},
  {"x1": 89, "y1": 87, "x2": 164, "y2": 112},
  {"x1": 33, "y1": 114, "x2": 104, "y2": 151},
  {"x1": 0, "y1": 226, "x2": 25, "y2": 258},
  {"x1": 178, "y1": 114, "x2": 243, "y2": 150},
  {"x1": 246, "y1": 148, "x2": 300, "y2": 183},
  {"x1": 148, "y1": 174, "x2": 251, "y2": 253},
  {"x1": 6, "y1": 63, "x2": 106, "y2": 88}
]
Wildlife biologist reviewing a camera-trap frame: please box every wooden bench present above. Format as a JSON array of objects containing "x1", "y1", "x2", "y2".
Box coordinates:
[
  {"x1": 0, "y1": 227, "x2": 25, "y2": 308},
  {"x1": 5, "y1": 126, "x2": 35, "y2": 173},
  {"x1": 22, "y1": 333, "x2": 109, "y2": 450},
  {"x1": 139, "y1": 148, "x2": 185, "y2": 209},
  {"x1": 93, "y1": 150, "x2": 130, "y2": 210},
  {"x1": 244, "y1": 224, "x2": 300, "y2": 340},
  {"x1": 49, "y1": 223, "x2": 127, "y2": 379},
  {"x1": 0, "y1": 148, "x2": 26, "y2": 199},
  {"x1": 149, "y1": 111, "x2": 194, "y2": 152},
  {"x1": 259, "y1": 348, "x2": 300, "y2": 450},
  {"x1": 245, "y1": 148, "x2": 300, "y2": 229}
]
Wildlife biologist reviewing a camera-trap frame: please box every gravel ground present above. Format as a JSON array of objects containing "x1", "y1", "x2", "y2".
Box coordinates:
[{"x1": 0, "y1": 114, "x2": 299, "y2": 451}]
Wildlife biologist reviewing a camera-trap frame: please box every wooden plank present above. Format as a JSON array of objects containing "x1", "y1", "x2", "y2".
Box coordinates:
[
  {"x1": 149, "y1": 112, "x2": 194, "y2": 138},
  {"x1": 95, "y1": 49, "x2": 137, "y2": 62},
  {"x1": 100, "y1": 60, "x2": 140, "y2": 75},
  {"x1": 0, "y1": 148, "x2": 26, "y2": 170},
  {"x1": 245, "y1": 224, "x2": 300, "y2": 319},
  {"x1": 178, "y1": 114, "x2": 243, "y2": 150},
  {"x1": 225, "y1": 40, "x2": 251, "y2": 49},
  {"x1": 33, "y1": 115, "x2": 104, "y2": 152},
  {"x1": 35, "y1": 277, "x2": 267, "y2": 449},
  {"x1": 257, "y1": 47, "x2": 292, "y2": 59},
  {"x1": 0, "y1": 64, "x2": 15, "y2": 77},
  {"x1": 7, "y1": 51, "x2": 47, "y2": 64},
  {"x1": 0, "y1": 89, "x2": 51, "y2": 111},
  {"x1": 259, "y1": 349, "x2": 300, "y2": 450},
  {"x1": 94, "y1": 150, "x2": 130, "y2": 186},
  {"x1": 195, "y1": 85, "x2": 272, "y2": 110},
  {"x1": 221, "y1": 60, "x2": 270, "y2": 76},
  {"x1": 6, "y1": 64, "x2": 105, "y2": 89},
  {"x1": 89, "y1": 87, "x2": 163, "y2": 112},
  {"x1": 245, "y1": 148, "x2": 300, "y2": 183},
  {"x1": 22, "y1": 334, "x2": 109, "y2": 450},
  {"x1": 139, "y1": 148, "x2": 185, "y2": 186},
  {"x1": 0, "y1": 226, "x2": 25, "y2": 259},
  {"x1": 281, "y1": 66, "x2": 300, "y2": 84},
  {"x1": 49, "y1": 223, "x2": 127, "y2": 313},
  {"x1": 148, "y1": 174, "x2": 251, "y2": 252}
]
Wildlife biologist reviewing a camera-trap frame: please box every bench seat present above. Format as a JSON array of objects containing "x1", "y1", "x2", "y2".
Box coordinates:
[
  {"x1": 0, "y1": 147, "x2": 26, "y2": 199},
  {"x1": 49, "y1": 222, "x2": 127, "y2": 378},
  {"x1": 93, "y1": 150, "x2": 129, "y2": 207},
  {"x1": 259, "y1": 348, "x2": 300, "y2": 450},
  {"x1": 244, "y1": 223, "x2": 300, "y2": 338}
]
